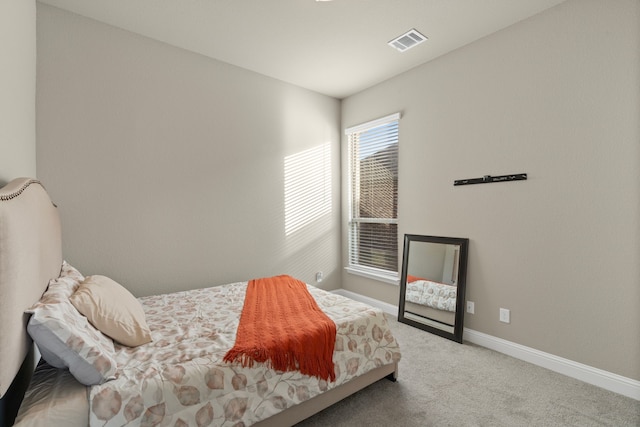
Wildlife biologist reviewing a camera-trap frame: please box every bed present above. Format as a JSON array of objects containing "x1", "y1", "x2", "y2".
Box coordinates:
[
  {"x1": 0, "y1": 178, "x2": 400, "y2": 427},
  {"x1": 404, "y1": 277, "x2": 456, "y2": 326}
]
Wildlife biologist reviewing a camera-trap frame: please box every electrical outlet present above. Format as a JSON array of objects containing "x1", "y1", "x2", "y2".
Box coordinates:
[
  {"x1": 466, "y1": 301, "x2": 475, "y2": 314},
  {"x1": 499, "y1": 308, "x2": 510, "y2": 324},
  {"x1": 315, "y1": 271, "x2": 323, "y2": 283}
]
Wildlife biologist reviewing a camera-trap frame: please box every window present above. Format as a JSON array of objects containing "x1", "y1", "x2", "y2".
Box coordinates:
[{"x1": 346, "y1": 113, "x2": 400, "y2": 281}]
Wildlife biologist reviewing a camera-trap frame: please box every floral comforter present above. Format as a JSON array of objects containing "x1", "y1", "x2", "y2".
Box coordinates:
[
  {"x1": 88, "y1": 282, "x2": 401, "y2": 426},
  {"x1": 405, "y1": 279, "x2": 457, "y2": 312}
]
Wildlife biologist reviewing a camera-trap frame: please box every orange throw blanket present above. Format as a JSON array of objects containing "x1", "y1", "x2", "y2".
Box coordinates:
[{"x1": 223, "y1": 275, "x2": 336, "y2": 382}]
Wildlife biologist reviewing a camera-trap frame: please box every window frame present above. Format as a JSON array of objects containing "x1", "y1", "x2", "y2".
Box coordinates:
[{"x1": 345, "y1": 113, "x2": 400, "y2": 285}]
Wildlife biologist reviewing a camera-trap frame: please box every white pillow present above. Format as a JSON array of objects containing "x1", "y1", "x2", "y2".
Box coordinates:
[{"x1": 25, "y1": 264, "x2": 117, "y2": 386}]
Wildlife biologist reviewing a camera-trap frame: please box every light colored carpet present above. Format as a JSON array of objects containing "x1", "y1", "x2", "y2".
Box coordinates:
[{"x1": 296, "y1": 316, "x2": 639, "y2": 426}]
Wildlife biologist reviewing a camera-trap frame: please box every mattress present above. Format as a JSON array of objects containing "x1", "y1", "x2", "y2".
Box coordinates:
[{"x1": 16, "y1": 281, "x2": 401, "y2": 426}]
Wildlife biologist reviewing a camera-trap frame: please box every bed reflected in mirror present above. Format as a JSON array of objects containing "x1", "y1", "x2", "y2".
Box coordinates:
[{"x1": 398, "y1": 234, "x2": 469, "y2": 343}]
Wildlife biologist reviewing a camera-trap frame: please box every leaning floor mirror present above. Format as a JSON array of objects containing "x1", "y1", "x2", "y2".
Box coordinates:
[{"x1": 398, "y1": 234, "x2": 469, "y2": 343}]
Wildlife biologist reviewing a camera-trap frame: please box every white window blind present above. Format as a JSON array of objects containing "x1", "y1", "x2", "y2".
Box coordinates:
[{"x1": 346, "y1": 113, "x2": 399, "y2": 275}]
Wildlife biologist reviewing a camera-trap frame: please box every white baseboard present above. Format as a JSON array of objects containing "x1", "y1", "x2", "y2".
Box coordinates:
[
  {"x1": 331, "y1": 289, "x2": 640, "y2": 401},
  {"x1": 462, "y1": 329, "x2": 640, "y2": 401}
]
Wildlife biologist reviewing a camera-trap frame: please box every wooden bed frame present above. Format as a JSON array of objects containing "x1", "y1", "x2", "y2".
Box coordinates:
[{"x1": 0, "y1": 177, "x2": 397, "y2": 427}]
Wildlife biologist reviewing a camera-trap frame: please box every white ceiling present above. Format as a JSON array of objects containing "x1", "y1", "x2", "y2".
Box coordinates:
[{"x1": 37, "y1": 0, "x2": 565, "y2": 99}]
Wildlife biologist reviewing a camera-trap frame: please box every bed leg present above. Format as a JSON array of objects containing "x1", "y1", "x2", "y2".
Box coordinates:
[{"x1": 385, "y1": 364, "x2": 398, "y2": 382}]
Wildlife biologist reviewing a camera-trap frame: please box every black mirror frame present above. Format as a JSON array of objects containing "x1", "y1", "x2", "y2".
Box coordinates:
[{"x1": 398, "y1": 234, "x2": 469, "y2": 343}]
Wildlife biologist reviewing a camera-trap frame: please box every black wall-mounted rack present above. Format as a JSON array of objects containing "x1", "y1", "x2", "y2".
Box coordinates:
[{"x1": 454, "y1": 173, "x2": 527, "y2": 186}]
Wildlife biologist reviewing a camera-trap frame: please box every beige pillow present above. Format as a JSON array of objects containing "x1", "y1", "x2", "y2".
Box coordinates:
[{"x1": 70, "y1": 275, "x2": 152, "y2": 347}]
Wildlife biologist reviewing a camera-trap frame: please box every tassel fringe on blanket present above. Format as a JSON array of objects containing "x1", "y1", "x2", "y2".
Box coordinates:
[{"x1": 223, "y1": 275, "x2": 337, "y2": 382}]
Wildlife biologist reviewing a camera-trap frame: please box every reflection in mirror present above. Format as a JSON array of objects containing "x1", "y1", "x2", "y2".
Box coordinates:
[{"x1": 398, "y1": 234, "x2": 469, "y2": 343}]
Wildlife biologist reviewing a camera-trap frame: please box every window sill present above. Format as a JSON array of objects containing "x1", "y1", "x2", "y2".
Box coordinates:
[{"x1": 345, "y1": 266, "x2": 399, "y2": 286}]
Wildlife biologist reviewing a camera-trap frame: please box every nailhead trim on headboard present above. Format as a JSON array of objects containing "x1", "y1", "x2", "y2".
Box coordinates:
[{"x1": 0, "y1": 179, "x2": 45, "y2": 201}]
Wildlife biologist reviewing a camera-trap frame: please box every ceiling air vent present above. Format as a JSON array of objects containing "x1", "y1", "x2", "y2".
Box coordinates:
[{"x1": 388, "y1": 28, "x2": 427, "y2": 52}]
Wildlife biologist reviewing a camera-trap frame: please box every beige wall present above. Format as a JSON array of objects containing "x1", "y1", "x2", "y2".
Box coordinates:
[
  {"x1": 0, "y1": 0, "x2": 36, "y2": 185},
  {"x1": 36, "y1": 5, "x2": 342, "y2": 296},
  {"x1": 342, "y1": 0, "x2": 640, "y2": 380},
  {"x1": 35, "y1": 0, "x2": 640, "y2": 381}
]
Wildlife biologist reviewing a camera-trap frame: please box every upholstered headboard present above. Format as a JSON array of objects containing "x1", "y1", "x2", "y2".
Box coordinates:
[{"x1": 0, "y1": 178, "x2": 62, "y2": 398}]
